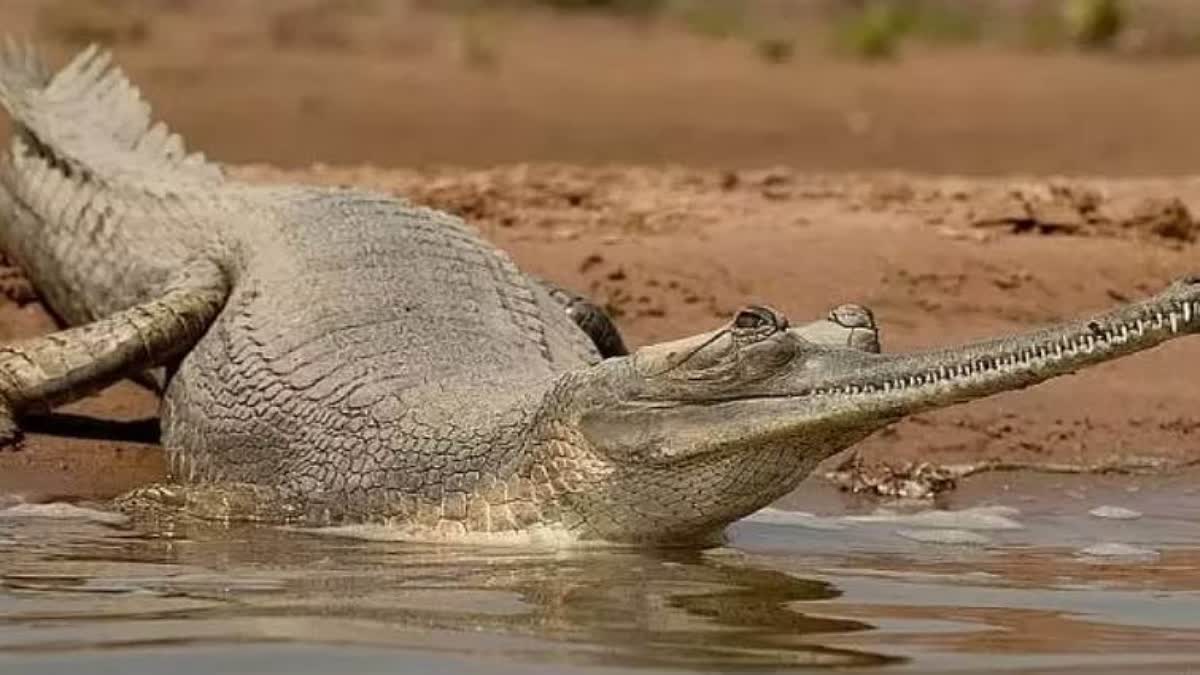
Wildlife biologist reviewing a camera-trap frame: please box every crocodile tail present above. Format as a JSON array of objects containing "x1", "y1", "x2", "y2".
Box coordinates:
[
  {"x1": 0, "y1": 38, "x2": 222, "y2": 188},
  {"x1": 0, "y1": 37, "x2": 51, "y2": 122}
]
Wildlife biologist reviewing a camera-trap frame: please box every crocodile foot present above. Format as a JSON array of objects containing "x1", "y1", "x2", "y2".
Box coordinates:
[{"x1": 0, "y1": 398, "x2": 20, "y2": 449}]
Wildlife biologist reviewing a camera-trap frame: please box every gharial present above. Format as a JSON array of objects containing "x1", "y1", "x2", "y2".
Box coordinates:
[{"x1": 0, "y1": 42, "x2": 1197, "y2": 544}]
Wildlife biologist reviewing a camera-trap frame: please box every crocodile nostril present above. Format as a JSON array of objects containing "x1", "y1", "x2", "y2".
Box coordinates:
[
  {"x1": 829, "y1": 304, "x2": 876, "y2": 330},
  {"x1": 733, "y1": 305, "x2": 788, "y2": 331}
]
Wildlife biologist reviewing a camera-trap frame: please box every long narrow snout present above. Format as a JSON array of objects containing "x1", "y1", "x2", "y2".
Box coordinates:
[{"x1": 790, "y1": 276, "x2": 1200, "y2": 422}]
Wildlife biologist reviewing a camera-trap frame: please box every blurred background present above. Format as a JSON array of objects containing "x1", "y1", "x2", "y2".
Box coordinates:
[{"x1": 3, "y1": 0, "x2": 1199, "y2": 174}]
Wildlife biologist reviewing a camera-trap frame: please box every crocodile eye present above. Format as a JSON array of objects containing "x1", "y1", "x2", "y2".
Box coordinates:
[{"x1": 733, "y1": 305, "x2": 788, "y2": 332}]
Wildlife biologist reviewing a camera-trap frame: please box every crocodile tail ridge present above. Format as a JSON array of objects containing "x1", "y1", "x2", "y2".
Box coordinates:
[
  {"x1": 0, "y1": 37, "x2": 52, "y2": 121},
  {"x1": 0, "y1": 38, "x2": 222, "y2": 190}
]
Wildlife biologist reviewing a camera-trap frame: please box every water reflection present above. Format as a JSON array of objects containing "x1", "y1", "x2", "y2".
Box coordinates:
[
  {"x1": 8, "y1": 470, "x2": 1200, "y2": 674},
  {"x1": 0, "y1": 513, "x2": 897, "y2": 671}
]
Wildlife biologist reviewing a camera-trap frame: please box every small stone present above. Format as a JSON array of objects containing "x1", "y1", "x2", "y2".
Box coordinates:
[{"x1": 1088, "y1": 505, "x2": 1142, "y2": 520}]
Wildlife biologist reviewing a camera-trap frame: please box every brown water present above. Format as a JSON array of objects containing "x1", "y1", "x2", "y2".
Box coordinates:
[{"x1": 3, "y1": 472, "x2": 1200, "y2": 674}]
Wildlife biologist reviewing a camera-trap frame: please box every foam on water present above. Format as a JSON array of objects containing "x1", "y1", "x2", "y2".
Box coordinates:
[
  {"x1": 743, "y1": 508, "x2": 847, "y2": 530},
  {"x1": 1077, "y1": 542, "x2": 1160, "y2": 559},
  {"x1": 1088, "y1": 505, "x2": 1143, "y2": 520},
  {"x1": 895, "y1": 528, "x2": 992, "y2": 546},
  {"x1": 842, "y1": 506, "x2": 1023, "y2": 531}
]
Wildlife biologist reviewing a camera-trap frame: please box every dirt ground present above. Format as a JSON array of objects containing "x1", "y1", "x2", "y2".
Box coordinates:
[{"x1": 0, "y1": 2, "x2": 1199, "y2": 501}]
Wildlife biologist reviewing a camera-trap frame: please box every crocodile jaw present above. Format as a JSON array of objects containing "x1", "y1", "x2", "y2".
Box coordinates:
[{"x1": 558, "y1": 278, "x2": 1200, "y2": 542}]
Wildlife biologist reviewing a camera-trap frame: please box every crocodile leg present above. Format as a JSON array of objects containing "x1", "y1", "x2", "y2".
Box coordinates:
[
  {"x1": 537, "y1": 277, "x2": 630, "y2": 358},
  {"x1": 0, "y1": 259, "x2": 228, "y2": 447}
]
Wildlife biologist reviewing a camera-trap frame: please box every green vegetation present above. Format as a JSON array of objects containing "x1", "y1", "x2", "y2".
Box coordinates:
[
  {"x1": 832, "y1": 2, "x2": 908, "y2": 60},
  {"x1": 1022, "y1": 0, "x2": 1127, "y2": 51},
  {"x1": 1062, "y1": 0, "x2": 1125, "y2": 49},
  {"x1": 908, "y1": 3, "x2": 983, "y2": 45},
  {"x1": 675, "y1": 0, "x2": 745, "y2": 40},
  {"x1": 32, "y1": 0, "x2": 1200, "y2": 67},
  {"x1": 830, "y1": 1, "x2": 985, "y2": 61}
]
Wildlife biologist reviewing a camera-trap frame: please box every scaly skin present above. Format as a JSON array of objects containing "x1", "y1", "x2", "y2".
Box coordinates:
[{"x1": 1, "y1": 42, "x2": 1198, "y2": 544}]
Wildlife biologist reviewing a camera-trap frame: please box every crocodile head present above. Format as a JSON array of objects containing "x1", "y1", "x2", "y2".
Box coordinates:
[{"x1": 534, "y1": 277, "x2": 1200, "y2": 544}]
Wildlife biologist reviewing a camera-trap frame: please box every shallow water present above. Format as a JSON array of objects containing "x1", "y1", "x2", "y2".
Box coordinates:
[{"x1": 3, "y1": 472, "x2": 1200, "y2": 674}]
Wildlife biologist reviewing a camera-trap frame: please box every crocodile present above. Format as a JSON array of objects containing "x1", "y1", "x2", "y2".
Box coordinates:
[{"x1": 0, "y1": 42, "x2": 1197, "y2": 544}]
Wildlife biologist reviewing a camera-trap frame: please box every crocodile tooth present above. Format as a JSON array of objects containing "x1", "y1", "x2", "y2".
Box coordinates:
[
  {"x1": 1171, "y1": 312, "x2": 1181, "y2": 333},
  {"x1": 1136, "y1": 318, "x2": 1146, "y2": 335},
  {"x1": 1184, "y1": 303, "x2": 1193, "y2": 323}
]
